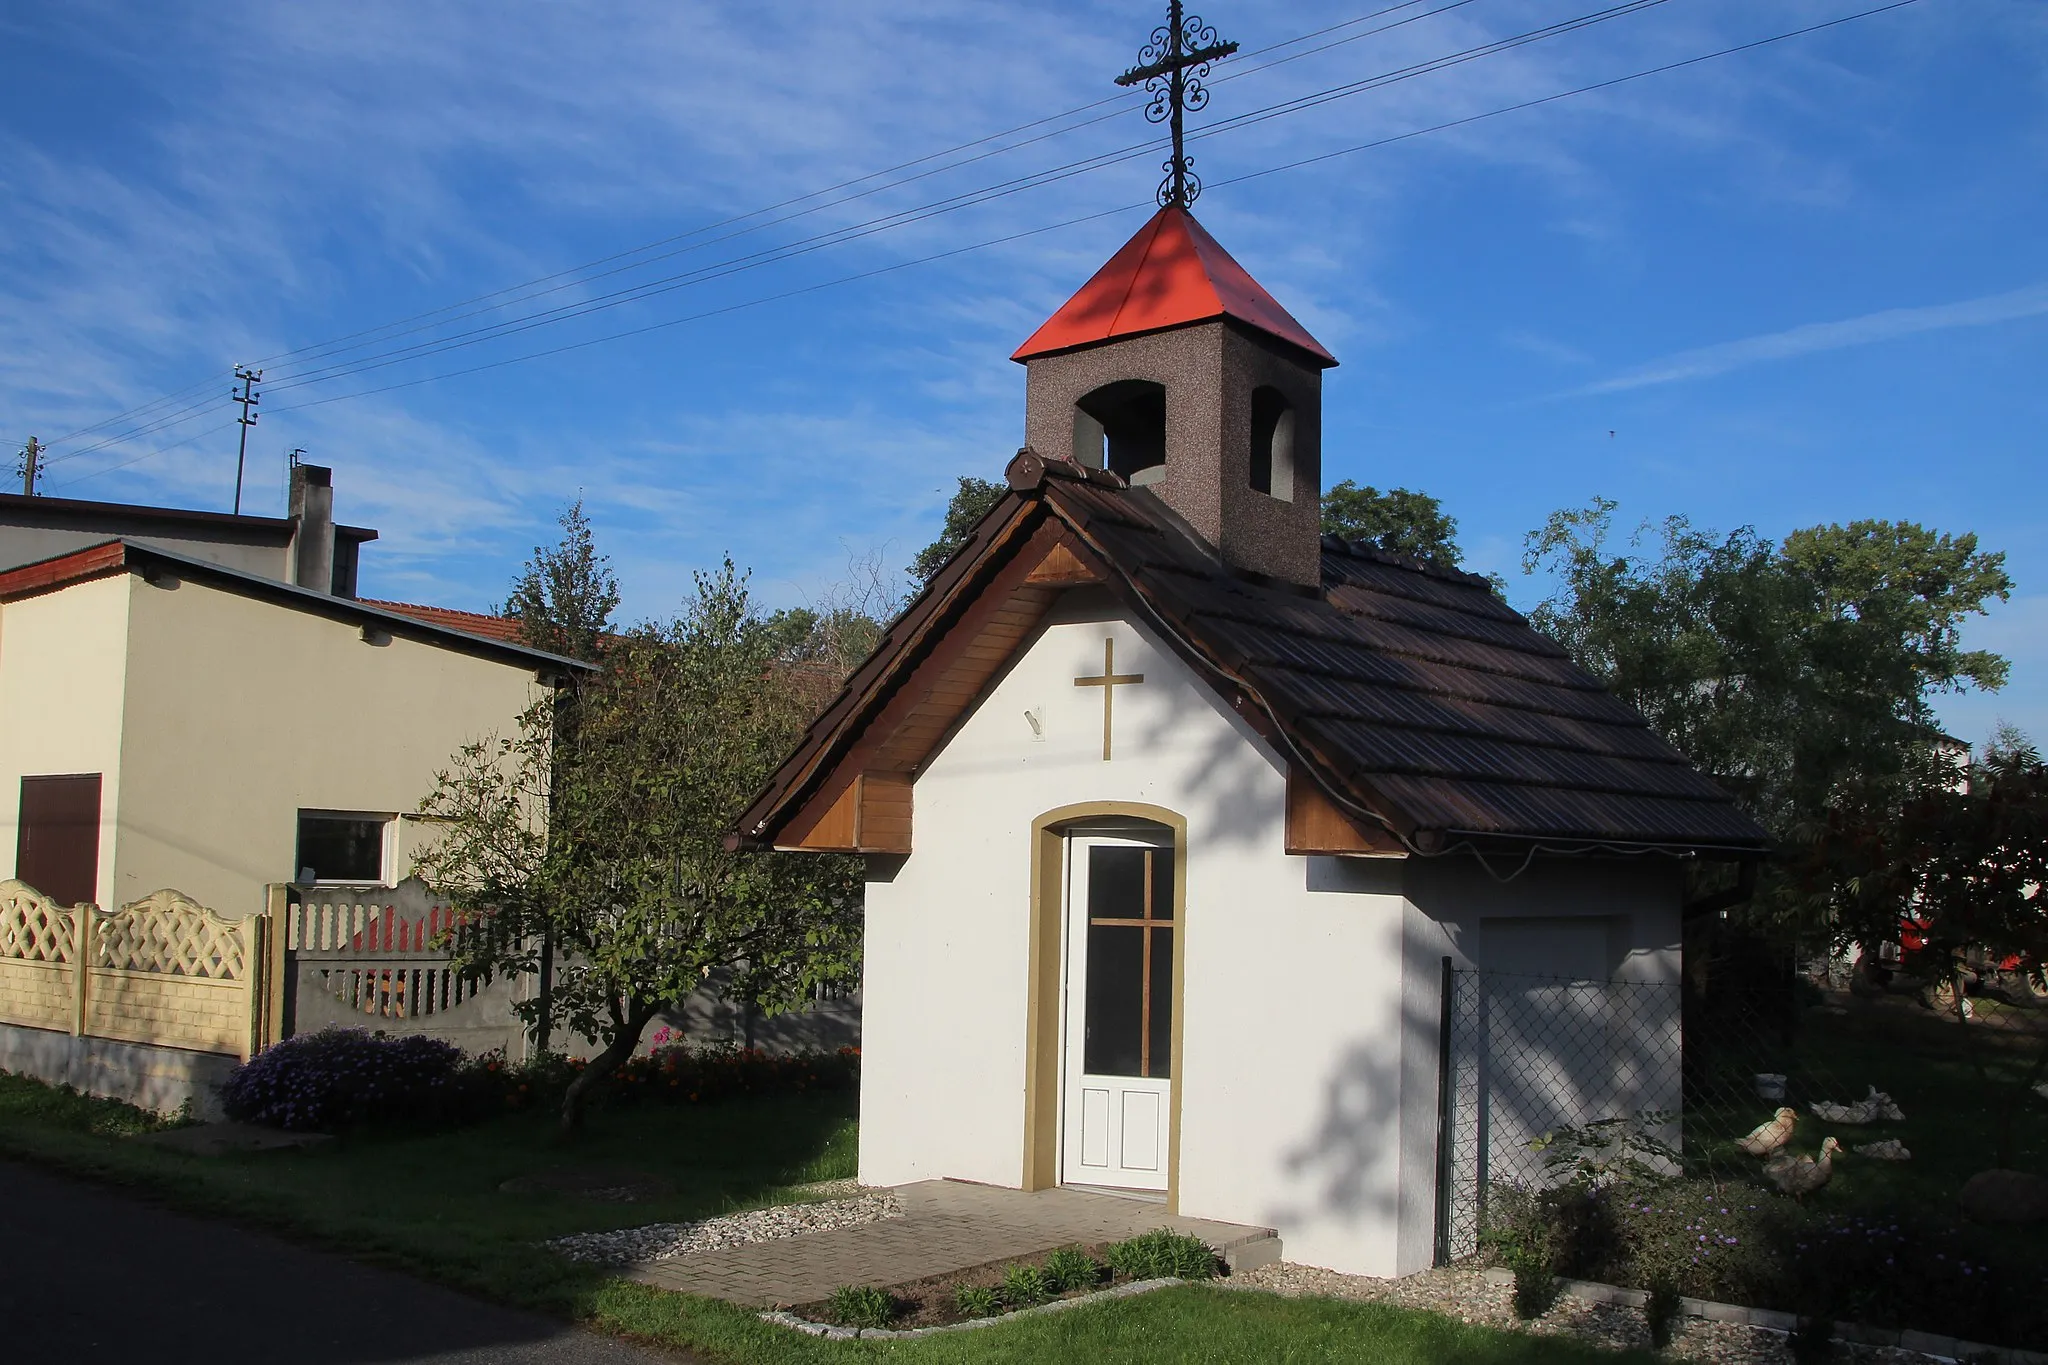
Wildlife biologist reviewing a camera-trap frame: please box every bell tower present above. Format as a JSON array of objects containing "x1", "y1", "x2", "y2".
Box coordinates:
[{"x1": 1013, "y1": 205, "x2": 1337, "y2": 585}]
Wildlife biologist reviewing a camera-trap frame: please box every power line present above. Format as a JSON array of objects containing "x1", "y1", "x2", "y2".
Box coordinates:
[
  {"x1": 244, "y1": 0, "x2": 1925, "y2": 423},
  {"x1": 253, "y1": 0, "x2": 1677, "y2": 399},
  {"x1": 53, "y1": 0, "x2": 1931, "y2": 486},
  {"x1": 36, "y1": 1, "x2": 1482, "y2": 458},
  {"x1": 234, "y1": 0, "x2": 1496, "y2": 392}
]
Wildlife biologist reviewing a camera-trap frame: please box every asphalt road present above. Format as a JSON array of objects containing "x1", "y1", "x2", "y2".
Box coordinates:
[{"x1": 1, "y1": 1161, "x2": 689, "y2": 1364}]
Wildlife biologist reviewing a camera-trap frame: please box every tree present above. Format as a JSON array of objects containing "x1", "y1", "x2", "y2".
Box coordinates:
[
  {"x1": 492, "y1": 500, "x2": 621, "y2": 1051},
  {"x1": 421, "y1": 560, "x2": 864, "y2": 1131},
  {"x1": 1321, "y1": 481, "x2": 1464, "y2": 565},
  {"x1": 1794, "y1": 735, "x2": 2048, "y2": 1165},
  {"x1": 908, "y1": 476, "x2": 1006, "y2": 585},
  {"x1": 501, "y1": 500, "x2": 619, "y2": 662},
  {"x1": 1523, "y1": 499, "x2": 2011, "y2": 847}
]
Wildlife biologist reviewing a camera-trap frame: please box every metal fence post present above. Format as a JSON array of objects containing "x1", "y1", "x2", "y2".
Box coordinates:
[{"x1": 1433, "y1": 954, "x2": 1454, "y2": 1267}]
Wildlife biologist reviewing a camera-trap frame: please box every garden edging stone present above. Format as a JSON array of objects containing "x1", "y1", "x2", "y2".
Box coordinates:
[
  {"x1": 1477, "y1": 1268, "x2": 2048, "y2": 1364},
  {"x1": 757, "y1": 1276, "x2": 1187, "y2": 1339}
]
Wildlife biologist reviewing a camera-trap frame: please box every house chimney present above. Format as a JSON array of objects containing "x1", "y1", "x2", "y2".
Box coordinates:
[{"x1": 289, "y1": 463, "x2": 336, "y2": 593}]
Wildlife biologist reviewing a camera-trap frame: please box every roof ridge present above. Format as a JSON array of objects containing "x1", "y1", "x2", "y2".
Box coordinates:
[{"x1": 1321, "y1": 534, "x2": 1496, "y2": 590}]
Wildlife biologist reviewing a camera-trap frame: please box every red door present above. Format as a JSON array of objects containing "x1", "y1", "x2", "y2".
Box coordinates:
[{"x1": 16, "y1": 774, "x2": 102, "y2": 906}]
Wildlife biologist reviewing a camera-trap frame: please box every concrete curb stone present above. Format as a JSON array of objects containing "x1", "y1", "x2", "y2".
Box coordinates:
[{"x1": 758, "y1": 1276, "x2": 1188, "y2": 1340}]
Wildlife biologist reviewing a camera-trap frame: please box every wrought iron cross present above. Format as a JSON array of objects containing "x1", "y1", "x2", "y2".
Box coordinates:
[
  {"x1": 1074, "y1": 637, "x2": 1145, "y2": 761},
  {"x1": 1115, "y1": 0, "x2": 1238, "y2": 208}
]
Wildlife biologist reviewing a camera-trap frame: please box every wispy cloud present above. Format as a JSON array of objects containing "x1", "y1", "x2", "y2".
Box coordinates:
[{"x1": 1573, "y1": 282, "x2": 2048, "y2": 396}]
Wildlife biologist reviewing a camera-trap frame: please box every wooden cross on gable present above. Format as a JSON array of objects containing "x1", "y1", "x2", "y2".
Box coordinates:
[{"x1": 1074, "y1": 636, "x2": 1145, "y2": 761}]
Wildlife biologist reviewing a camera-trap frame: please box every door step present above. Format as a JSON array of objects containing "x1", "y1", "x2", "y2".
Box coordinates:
[{"x1": 1212, "y1": 1230, "x2": 1283, "y2": 1274}]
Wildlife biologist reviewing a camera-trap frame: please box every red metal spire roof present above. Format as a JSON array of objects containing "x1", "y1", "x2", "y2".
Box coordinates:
[{"x1": 1011, "y1": 205, "x2": 1336, "y2": 367}]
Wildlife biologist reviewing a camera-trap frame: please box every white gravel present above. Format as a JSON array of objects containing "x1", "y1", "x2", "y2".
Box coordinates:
[{"x1": 546, "y1": 1190, "x2": 902, "y2": 1265}]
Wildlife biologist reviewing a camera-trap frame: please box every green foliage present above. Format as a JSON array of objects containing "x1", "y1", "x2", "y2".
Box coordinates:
[
  {"x1": 950, "y1": 1283, "x2": 1000, "y2": 1319},
  {"x1": 1000, "y1": 1262, "x2": 1051, "y2": 1307},
  {"x1": 908, "y1": 476, "x2": 1006, "y2": 584},
  {"x1": 0, "y1": 1070, "x2": 184, "y2": 1137},
  {"x1": 1104, "y1": 1228, "x2": 1219, "y2": 1281},
  {"x1": 1041, "y1": 1247, "x2": 1103, "y2": 1293},
  {"x1": 420, "y1": 560, "x2": 864, "y2": 1129},
  {"x1": 1792, "y1": 739, "x2": 2048, "y2": 1164},
  {"x1": 1643, "y1": 1284, "x2": 1682, "y2": 1349},
  {"x1": 1789, "y1": 1315, "x2": 1835, "y2": 1365},
  {"x1": 1321, "y1": 481, "x2": 1464, "y2": 565},
  {"x1": 1528, "y1": 1109, "x2": 1681, "y2": 1190},
  {"x1": 1522, "y1": 499, "x2": 2012, "y2": 935},
  {"x1": 501, "y1": 500, "x2": 619, "y2": 663},
  {"x1": 827, "y1": 1283, "x2": 895, "y2": 1329},
  {"x1": 1478, "y1": 1185, "x2": 1560, "y2": 1318},
  {"x1": 1506, "y1": 1180, "x2": 2043, "y2": 1347}
]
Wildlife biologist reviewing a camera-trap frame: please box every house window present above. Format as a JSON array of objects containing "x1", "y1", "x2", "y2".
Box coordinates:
[
  {"x1": 295, "y1": 811, "x2": 390, "y2": 884},
  {"x1": 16, "y1": 774, "x2": 102, "y2": 906},
  {"x1": 1073, "y1": 380, "x2": 1168, "y2": 486},
  {"x1": 1249, "y1": 386, "x2": 1294, "y2": 500},
  {"x1": 1083, "y1": 843, "x2": 1174, "y2": 1079}
]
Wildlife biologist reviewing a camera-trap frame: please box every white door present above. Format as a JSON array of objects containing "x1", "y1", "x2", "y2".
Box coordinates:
[{"x1": 1061, "y1": 833, "x2": 1174, "y2": 1192}]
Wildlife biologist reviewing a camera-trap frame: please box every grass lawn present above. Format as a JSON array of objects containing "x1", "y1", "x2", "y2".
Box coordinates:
[
  {"x1": 0, "y1": 1071, "x2": 1654, "y2": 1364},
  {"x1": 1684, "y1": 992, "x2": 2048, "y2": 1264}
]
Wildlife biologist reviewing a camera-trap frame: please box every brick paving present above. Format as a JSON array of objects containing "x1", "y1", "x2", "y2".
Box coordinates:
[{"x1": 626, "y1": 1179, "x2": 1273, "y2": 1308}]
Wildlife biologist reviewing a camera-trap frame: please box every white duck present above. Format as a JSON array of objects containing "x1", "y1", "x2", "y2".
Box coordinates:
[
  {"x1": 1765, "y1": 1137, "x2": 1842, "y2": 1199},
  {"x1": 1736, "y1": 1107, "x2": 1798, "y2": 1157}
]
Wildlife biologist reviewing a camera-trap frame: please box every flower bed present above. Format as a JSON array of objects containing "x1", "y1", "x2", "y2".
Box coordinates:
[
  {"x1": 1482, "y1": 1177, "x2": 2048, "y2": 1350},
  {"x1": 789, "y1": 1230, "x2": 1220, "y2": 1332}
]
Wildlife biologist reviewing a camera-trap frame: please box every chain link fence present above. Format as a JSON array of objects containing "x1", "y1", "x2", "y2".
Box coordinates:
[{"x1": 1432, "y1": 950, "x2": 2048, "y2": 1265}]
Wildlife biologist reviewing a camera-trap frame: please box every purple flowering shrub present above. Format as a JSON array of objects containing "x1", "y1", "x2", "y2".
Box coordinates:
[{"x1": 221, "y1": 1028, "x2": 473, "y2": 1131}]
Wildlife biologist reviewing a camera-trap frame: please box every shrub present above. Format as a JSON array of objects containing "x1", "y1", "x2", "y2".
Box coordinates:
[
  {"x1": 1000, "y1": 1263, "x2": 1051, "y2": 1307},
  {"x1": 951, "y1": 1284, "x2": 1000, "y2": 1319},
  {"x1": 1522, "y1": 1181, "x2": 2047, "y2": 1350},
  {"x1": 1644, "y1": 1283, "x2": 1683, "y2": 1348},
  {"x1": 1478, "y1": 1184, "x2": 1561, "y2": 1319},
  {"x1": 602, "y1": 1042, "x2": 860, "y2": 1109},
  {"x1": 221, "y1": 1029, "x2": 471, "y2": 1131},
  {"x1": 1104, "y1": 1229, "x2": 1218, "y2": 1281},
  {"x1": 827, "y1": 1284, "x2": 894, "y2": 1329},
  {"x1": 1042, "y1": 1247, "x2": 1102, "y2": 1293},
  {"x1": 1788, "y1": 1315, "x2": 1834, "y2": 1365}
]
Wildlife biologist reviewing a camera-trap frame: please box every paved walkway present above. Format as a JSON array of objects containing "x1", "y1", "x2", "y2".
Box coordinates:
[
  {"x1": 2, "y1": 1161, "x2": 688, "y2": 1365},
  {"x1": 628, "y1": 1179, "x2": 1274, "y2": 1308}
]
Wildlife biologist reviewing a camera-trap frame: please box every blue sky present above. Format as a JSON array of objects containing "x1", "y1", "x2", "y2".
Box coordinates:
[{"x1": 3, "y1": 0, "x2": 2043, "y2": 743}]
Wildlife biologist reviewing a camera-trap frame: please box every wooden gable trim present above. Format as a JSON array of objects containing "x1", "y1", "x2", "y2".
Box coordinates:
[
  {"x1": 1285, "y1": 766, "x2": 1407, "y2": 857},
  {"x1": 774, "y1": 773, "x2": 914, "y2": 855},
  {"x1": 768, "y1": 524, "x2": 1108, "y2": 854},
  {"x1": 1022, "y1": 540, "x2": 1101, "y2": 587}
]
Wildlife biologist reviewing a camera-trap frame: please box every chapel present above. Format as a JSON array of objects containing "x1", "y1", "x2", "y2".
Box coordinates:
[{"x1": 734, "y1": 201, "x2": 1764, "y2": 1275}]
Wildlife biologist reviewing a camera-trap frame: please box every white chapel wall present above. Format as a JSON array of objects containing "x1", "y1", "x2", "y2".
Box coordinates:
[
  {"x1": 0, "y1": 574, "x2": 133, "y2": 907},
  {"x1": 113, "y1": 575, "x2": 546, "y2": 916},
  {"x1": 863, "y1": 589, "x2": 1415, "y2": 1275}
]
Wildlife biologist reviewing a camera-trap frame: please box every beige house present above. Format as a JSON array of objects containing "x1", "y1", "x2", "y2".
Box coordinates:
[{"x1": 0, "y1": 467, "x2": 589, "y2": 919}]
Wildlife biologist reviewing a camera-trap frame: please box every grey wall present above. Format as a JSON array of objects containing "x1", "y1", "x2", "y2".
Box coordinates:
[
  {"x1": 1391, "y1": 854, "x2": 1685, "y2": 1273},
  {"x1": 0, "y1": 520, "x2": 290, "y2": 579}
]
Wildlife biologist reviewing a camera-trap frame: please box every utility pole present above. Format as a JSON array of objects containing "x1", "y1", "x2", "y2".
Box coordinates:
[
  {"x1": 231, "y1": 365, "x2": 262, "y2": 515},
  {"x1": 16, "y1": 436, "x2": 44, "y2": 496}
]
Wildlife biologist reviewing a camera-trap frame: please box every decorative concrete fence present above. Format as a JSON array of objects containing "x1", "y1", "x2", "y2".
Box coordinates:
[
  {"x1": 271, "y1": 878, "x2": 533, "y2": 1058},
  {"x1": 0, "y1": 879, "x2": 269, "y2": 1061}
]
